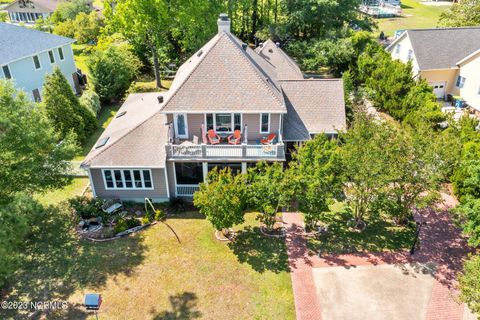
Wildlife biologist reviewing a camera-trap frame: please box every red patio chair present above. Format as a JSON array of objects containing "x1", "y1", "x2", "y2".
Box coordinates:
[
  {"x1": 228, "y1": 130, "x2": 242, "y2": 145},
  {"x1": 207, "y1": 129, "x2": 221, "y2": 145},
  {"x1": 260, "y1": 133, "x2": 276, "y2": 145}
]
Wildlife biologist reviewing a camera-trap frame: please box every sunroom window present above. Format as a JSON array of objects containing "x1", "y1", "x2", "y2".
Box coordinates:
[{"x1": 102, "y1": 169, "x2": 154, "y2": 190}]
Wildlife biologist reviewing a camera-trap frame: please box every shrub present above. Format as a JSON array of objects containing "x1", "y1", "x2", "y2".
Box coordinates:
[
  {"x1": 114, "y1": 218, "x2": 128, "y2": 234},
  {"x1": 68, "y1": 196, "x2": 102, "y2": 219},
  {"x1": 452, "y1": 198, "x2": 480, "y2": 247},
  {"x1": 125, "y1": 218, "x2": 141, "y2": 229},
  {"x1": 87, "y1": 44, "x2": 141, "y2": 102},
  {"x1": 141, "y1": 216, "x2": 150, "y2": 225},
  {"x1": 154, "y1": 209, "x2": 164, "y2": 221},
  {"x1": 127, "y1": 81, "x2": 162, "y2": 94},
  {"x1": 79, "y1": 89, "x2": 101, "y2": 115}
]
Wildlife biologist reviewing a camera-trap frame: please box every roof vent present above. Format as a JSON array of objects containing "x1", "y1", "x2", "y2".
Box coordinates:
[
  {"x1": 116, "y1": 111, "x2": 127, "y2": 118},
  {"x1": 259, "y1": 42, "x2": 264, "y2": 48},
  {"x1": 157, "y1": 96, "x2": 164, "y2": 104},
  {"x1": 197, "y1": 50, "x2": 203, "y2": 57},
  {"x1": 95, "y1": 137, "x2": 109, "y2": 149},
  {"x1": 242, "y1": 43, "x2": 248, "y2": 51},
  {"x1": 275, "y1": 42, "x2": 280, "y2": 47}
]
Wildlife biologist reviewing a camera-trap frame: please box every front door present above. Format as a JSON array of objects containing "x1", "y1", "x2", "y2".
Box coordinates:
[{"x1": 430, "y1": 82, "x2": 446, "y2": 99}]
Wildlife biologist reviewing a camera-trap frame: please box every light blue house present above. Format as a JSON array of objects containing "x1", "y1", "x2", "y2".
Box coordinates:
[{"x1": 0, "y1": 22, "x2": 79, "y2": 102}]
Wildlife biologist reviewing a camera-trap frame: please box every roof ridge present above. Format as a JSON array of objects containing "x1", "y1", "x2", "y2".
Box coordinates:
[
  {"x1": 408, "y1": 26, "x2": 480, "y2": 32},
  {"x1": 82, "y1": 100, "x2": 163, "y2": 167},
  {"x1": 159, "y1": 33, "x2": 223, "y2": 113},
  {"x1": 224, "y1": 33, "x2": 284, "y2": 108}
]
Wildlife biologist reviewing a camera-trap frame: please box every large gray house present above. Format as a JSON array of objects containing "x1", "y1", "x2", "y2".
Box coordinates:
[{"x1": 81, "y1": 14, "x2": 346, "y2": 202}]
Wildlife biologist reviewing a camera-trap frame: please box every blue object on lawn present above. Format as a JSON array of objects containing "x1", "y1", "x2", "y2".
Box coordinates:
[{"x1": 85, "y1": 293, "x2": 102, "y2": 310}]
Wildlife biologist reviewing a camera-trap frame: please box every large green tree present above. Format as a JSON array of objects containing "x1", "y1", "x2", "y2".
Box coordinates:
[
  {"x1": 87, "y1": 44, "x2": 140, "y2": 102},
  {"x1": 193, "y1": 168, "x2": 246, "y2": 236},
  {"x1": 51, "y1": 0, "x2": 92, "y2": 23},
  {"x1": 42, "y1": 67, "x2": 97, "y2": 143},
  {"x1": 0, "y1": 80, "x2": 77, "y2": 200},
  {"x1": 289, "y1": 135, "x2": 342, "y2": 229},
  {"x1": 439, "y1": 0, "x2": 480, "y2": 27}
]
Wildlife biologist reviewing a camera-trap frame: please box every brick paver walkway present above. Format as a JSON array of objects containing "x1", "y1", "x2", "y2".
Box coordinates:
[
  {"x1": 284, "y1": 212, "x2": 322, "y2": 320},
  {"x1": 283, "y1": 193, "x2": 472, "y2": 320}
]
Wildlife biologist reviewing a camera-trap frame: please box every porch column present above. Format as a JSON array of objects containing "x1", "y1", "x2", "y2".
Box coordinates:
[
  {"x1": 241, "y1": 162, "x2": 247, "y2": 174},
  {"x1": 202, "y1": 162, "x2": 208, "y2": 183}
]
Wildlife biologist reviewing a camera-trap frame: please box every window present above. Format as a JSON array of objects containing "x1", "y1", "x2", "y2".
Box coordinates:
[
  {"x1": 32, "y1": 88, "x2": 41, "y2": 102},
  {"x1": 215, "y1": 113, "x2": 232, "y2": 132},
  {"x1": 395, "y1": 44, "x2": 401, "y2": 55},
  {"x1": 407, "y1": 49, "x2": 413, "y2": 60},
  {"x1": 174, "y1": 114, "x2": 188, "y2": 138},
  {"x1": 102, "y1": 169, "x2": 154, "y2": 190},
  {"x1": 175, "y1": 163, "x2": 203, "y2": 185},
  {"x1": 456, "y1": 76, "x2": 466, "y2": 88},
  {"x1": 2, "y1": 65, "x2": 11, "y2": 79},
  {"x1": 58, "y1": 47, "x2": 64, "y2": 60},
  {"x1": 48, "y1": 50, "x2": 55, "y2": 64},
  {"x1": 205, "y1": 113, "x2": 241, "y2": 133},
  {"x1": 260, "y1": 113, "x2": 270, "y2": 133},
  {"x1": 33, "y1": 55, "x2": 41, "y2": 69}
]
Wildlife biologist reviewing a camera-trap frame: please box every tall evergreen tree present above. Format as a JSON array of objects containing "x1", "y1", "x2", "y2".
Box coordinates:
[{"x1": 42, "y1": 67, "x2": 96, "y2": 143}]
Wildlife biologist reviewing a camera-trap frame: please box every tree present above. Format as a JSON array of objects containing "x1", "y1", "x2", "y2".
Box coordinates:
[
  {"x1": 453, "y1": 198, "x2": 480, "y2": 247},
  {"x1": 55, "y1": 11, "x2": 103, "y2": 44},
  {"x1": 51, "y1": 0, "x2": 92, "y2": 23},
  {"x1": 247, "y1": 162, "x2": 290, "y2": 230},
  {"x1": 439, "y1": 0, "x2": 480, "y2": 27},
  {"x1": 53, "y1": 19, "x2": 75, "y2": 38},
  {"x1": 0, "y1": 80, "x2": 77, "y2": 200},
  {"x1": 87, "y1": 44, "x2": 140, "y2": 102},
  {"x1": 193, "y1": 168, "x2": 246, "y2": 237},
  {"x1": 0, "y1": 196, "x2": 41, "y2": 287},
  {"x1": 79, "y1": 89, "x2": 101, "y2": 115},
  {"x1": 339, "y1": 110, "x2": 390, "y2": 227},
  {"x1": 459, "y1": 254, "x2": 480, "y2": 315},
  {"x1": 42, "y1": 67, "x2": 97, "y2": 143},
  {"x1": 289, "y1": 135, "x2": 342, "y2": 229}
]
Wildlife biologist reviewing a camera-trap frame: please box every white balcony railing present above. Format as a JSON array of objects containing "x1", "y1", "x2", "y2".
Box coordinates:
[
  {"x1": 176, "y1": 184, "x2": 200, "y2": 197},
  {"x1": 165, "y1": 143, "x2": 285, "y2": 160}
]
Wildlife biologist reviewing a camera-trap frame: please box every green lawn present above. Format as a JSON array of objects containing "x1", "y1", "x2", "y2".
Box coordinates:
[
  {"x1": 5, "y1": 210, "x2": 294, "y2": 319},
  {"x1": 307, "y1": 202, "x2": 416, "y2": 254},
  {"x1": 375, "y1": 0, "x2": 450, "y2": 36},
  {"x1": 35, "y1": 178, "x2": 89, "y2": 206}
]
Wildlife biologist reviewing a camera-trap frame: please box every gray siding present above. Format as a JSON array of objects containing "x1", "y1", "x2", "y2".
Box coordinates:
[
  {"x1": 91, "y1": 168, "x2": 169, "y2": 202},
  {"x1": 186, "y1": 114, "x2": 204, "y2": 140}
]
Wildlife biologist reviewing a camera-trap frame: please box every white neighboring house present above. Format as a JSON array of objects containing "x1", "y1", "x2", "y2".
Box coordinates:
[
  {"x1": 387, "y1": 27, "x2": 480, "y2": 111},
  {"x1": 0, "y1": 22, "x2": 80, "y2": 102}
]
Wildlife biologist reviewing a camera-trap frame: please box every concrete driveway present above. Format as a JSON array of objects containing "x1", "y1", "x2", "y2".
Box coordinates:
[{"x1": 312, "y1": 263, "x2": 436, "y2": 320}]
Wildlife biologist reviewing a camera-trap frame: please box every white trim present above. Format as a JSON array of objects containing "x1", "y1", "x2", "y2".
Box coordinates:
[
  {"x1": 102, "y1": 168, "x2": 154, "y2": 190},
  {"x1": 259, "y1": 113, "x2": 270, "y2": 134},
  {"x1": 174, "y1": 113, "x2": 188, "y2": 138},
  {"x1": 88, "y1": 165, "x2": 166, "y2": 169},
  {"x1": 278, "y1": 114, "x2": 282, "y2": 135},
  {"x1": 164, "y1": 166, "x2": 170, "y2": 199},
  {"x1": 87, "y1": 168, "x2": 97, "y2": 198},
  {"x1": 1, "y1": 64, "x2": 12, "y2": 79},
  {"x1": 32, "y1": 55, "x2": 42, "y2": 70},
  {"x1": 161, "y1": 111, "x2": 287, "y2": 115}
]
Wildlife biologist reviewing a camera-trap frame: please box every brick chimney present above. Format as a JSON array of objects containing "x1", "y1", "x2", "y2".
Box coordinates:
[{"x1": 217, "y1": 13, "x2": 230, "y2": 34}]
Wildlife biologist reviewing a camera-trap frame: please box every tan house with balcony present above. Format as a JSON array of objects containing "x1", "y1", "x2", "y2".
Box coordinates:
[
  {"x1": 387, "y1": 27, "x2": 480, "y2": 111},
  {"x1": 81, "y1": 14, "x2": 346, "y2": 201}
]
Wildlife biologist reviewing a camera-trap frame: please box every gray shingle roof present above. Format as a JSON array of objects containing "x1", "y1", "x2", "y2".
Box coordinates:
[
  {"x1": 0, "y1": 22, "x2": 75, "y2": 65},
  {"x1": 255, "y1": 39, "x2": 304, "y2": 79},
  {"x1": 160, "y1": 32, "x2": 286, "y2": 113},
  {"x1": 281, "y1": 79, "x2": 346, "y2": 141},
  {"x1": 81, "y1": 93, "x2": 169, "y2": 168},
  {"x1": 405, "y1": 27, "x2": 480, "y2": 70}
]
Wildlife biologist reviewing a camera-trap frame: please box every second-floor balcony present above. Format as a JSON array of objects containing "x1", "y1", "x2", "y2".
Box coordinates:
[{"x1": 166, "y1": 140, "x2": 285, "y2": 160}]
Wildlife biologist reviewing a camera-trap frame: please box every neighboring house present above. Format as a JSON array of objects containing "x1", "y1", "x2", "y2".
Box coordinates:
[
  {"x1": 0, "y1": 22, "x2": 79, "y2": 101},
  {"x1": 387, "y1": 27, "x2": 480, "y2": 111},
  {"x1": 4, "y1": 0, "x2": 62, "y2": 24},
  {"x1": 4, "y1": 0, "x2": 94, "y2": 24},
  {"x1": 81, "y1": 14, "x2": 346, "y2": 202}
]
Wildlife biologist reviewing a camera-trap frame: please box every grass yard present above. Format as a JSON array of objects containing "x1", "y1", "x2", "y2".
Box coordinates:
[
  {"x1": 307, "y1": 202, "x2": 416, "y2": 254},
  {"x1": 4, "y1": 210, "x2": 294, "y2": 320},
  {"x1": 35, "y1": 178, "x2": 89, "y2": 206},
  {"x1": 375, "y1": 0, "x2": 450, "y2": 36}
]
